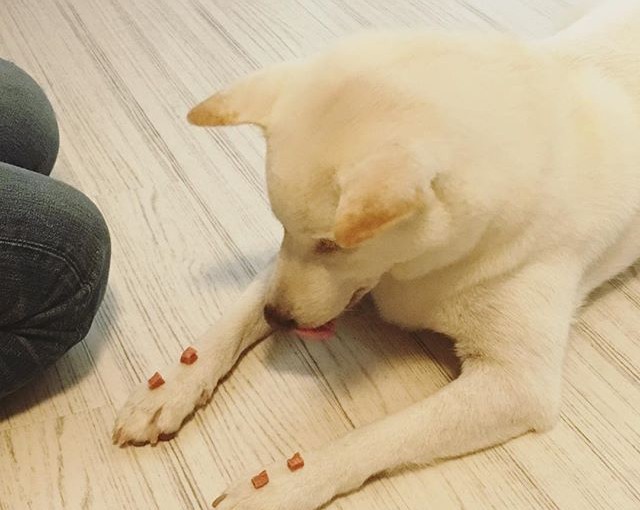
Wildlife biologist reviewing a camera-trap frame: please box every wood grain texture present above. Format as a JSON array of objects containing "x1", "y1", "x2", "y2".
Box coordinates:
[{"x1": 1, "y1": 0, "x2": 639, "y2": 508}]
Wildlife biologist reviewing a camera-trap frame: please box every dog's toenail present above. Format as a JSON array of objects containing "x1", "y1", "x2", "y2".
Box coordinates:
[
  {"x1": 150, "y1": 407, "x2": 163, "y2": 424},
  {"x1": 212, "y1": 494, "x2": 227, "y2": 507}
]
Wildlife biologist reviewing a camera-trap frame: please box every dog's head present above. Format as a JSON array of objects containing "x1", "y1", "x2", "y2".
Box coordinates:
[{"x1": 188, "y1": 40, "x2": 446, "y2": 333}]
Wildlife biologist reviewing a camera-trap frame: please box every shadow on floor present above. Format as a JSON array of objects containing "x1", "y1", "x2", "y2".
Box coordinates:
[
  {"x1": 0, "y1": 285, "x2": 119, "y2": 422},
  {"x1": 264, "y1": 295, "x2": 461, "y2": 390}
]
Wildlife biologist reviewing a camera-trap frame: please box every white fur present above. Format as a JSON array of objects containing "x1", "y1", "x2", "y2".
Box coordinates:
[{"x1": 114, "y1": 2, "x2": 640, "y2": 508}]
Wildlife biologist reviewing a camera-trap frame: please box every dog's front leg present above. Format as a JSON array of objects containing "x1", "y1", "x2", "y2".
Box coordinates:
[
  {"x1": 211, "y1": 363, "x2": 561, "y2": 510},
  {"x1": 113, "y1": 268, "x2": 273, "y2": 445},
  {"x1": 212, "y1": 265, "x2": 577, "y2": 510}
]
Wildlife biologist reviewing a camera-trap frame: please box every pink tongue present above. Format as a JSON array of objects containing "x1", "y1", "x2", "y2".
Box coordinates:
[{"x1": 295, "y1": 320, "x2": 336, "y2": 341}]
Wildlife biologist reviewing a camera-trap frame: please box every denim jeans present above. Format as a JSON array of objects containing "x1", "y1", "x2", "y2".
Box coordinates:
[{"x1": 0, "y1": 59, "x2": 111, "y2": 398}]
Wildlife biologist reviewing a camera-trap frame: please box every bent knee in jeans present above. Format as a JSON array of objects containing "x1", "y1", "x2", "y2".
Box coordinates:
[
  {"x1": 0, "y1": 58, "x2": 59, "y2": 175},
  {"x1": 0, "y1": 162, "x2": 111, "y2": 397}
]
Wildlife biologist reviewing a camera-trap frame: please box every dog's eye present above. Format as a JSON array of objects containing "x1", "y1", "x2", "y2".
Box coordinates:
[{"x1": 315, "y1": 239, "x2": 340, "y2": 254}]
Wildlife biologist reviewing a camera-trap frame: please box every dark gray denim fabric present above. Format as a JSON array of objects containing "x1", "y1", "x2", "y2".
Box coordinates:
[{"x1": 0, "y1": 59, "x2": 110, "y2": 398}]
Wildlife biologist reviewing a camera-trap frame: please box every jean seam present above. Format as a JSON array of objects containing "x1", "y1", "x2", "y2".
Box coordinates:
[
  {"x1": 0, "y1": 236, "x2": 97, "y2": 339},
  {"x1": 0, "y1": 236, "x2": 86, "y2": 286},
  {"x1": 2, "y1": 280, "x2": 95, "y2": 340}
]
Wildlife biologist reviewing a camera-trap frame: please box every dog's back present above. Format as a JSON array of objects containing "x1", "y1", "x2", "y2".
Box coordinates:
[
  {"x1": 537, "y1": 1, "x2": 640, "y2": 293},
  {"x1": 547, "y1": 1, "x2": 640, "y2": 103}
]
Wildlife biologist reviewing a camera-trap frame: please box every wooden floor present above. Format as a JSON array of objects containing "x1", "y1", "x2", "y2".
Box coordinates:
[{"x1": 1, "y1": 0, "x2": 639, "y2": 508}]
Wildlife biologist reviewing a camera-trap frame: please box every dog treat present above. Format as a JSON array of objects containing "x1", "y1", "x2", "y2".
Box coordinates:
[
  {"x1": 147, "y1": 371, "x2": 165, "y2": 389},
  {"x1": 180, "y1": 346, "x2": 198, "y2": 365},
  {"x1": 251, "y1": 470, "x2": 269, "y2": 489},
  {"x1": 287, "y1": 452, "x2": 304, "y2": 471}
]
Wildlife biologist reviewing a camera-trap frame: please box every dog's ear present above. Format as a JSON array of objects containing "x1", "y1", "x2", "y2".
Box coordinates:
[
  {"x1": 187, "y1": 62, "x2": 298, "y2": 129},
  {"x1": 334, "y1": 145, "x2": 431, "y2": 248}
]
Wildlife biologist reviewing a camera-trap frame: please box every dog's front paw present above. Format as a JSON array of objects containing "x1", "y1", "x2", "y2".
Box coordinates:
[
  {"x1": 212, "y1": 452, "x2": 339, "y2": 510},
  {"x1": 112, "y1": 361, "x2": 217, "y2": 446}
]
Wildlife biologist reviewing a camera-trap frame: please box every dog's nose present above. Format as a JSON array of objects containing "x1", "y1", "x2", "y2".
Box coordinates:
[{"x1": 263, "y1": 304, "x2": 297, "y2": 330}]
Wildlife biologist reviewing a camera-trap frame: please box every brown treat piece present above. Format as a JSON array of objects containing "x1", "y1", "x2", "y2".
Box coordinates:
[
  {"x1": 180, "y1": 346, "x2": 198, "y2": 365},
  {"x1": 251, "y1": 470, "x2": 269, "y2": 489},
  {"x1": 148, "y1": 371, "x2": 165, "y2": 389},
  {"x1": 287, "y1": 452, "x2": 304, "y2": 471}
]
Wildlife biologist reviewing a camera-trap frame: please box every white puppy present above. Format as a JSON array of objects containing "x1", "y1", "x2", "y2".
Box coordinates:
[{"x1": 114, "y1": 2, "x2": 640, "y2": 508}]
